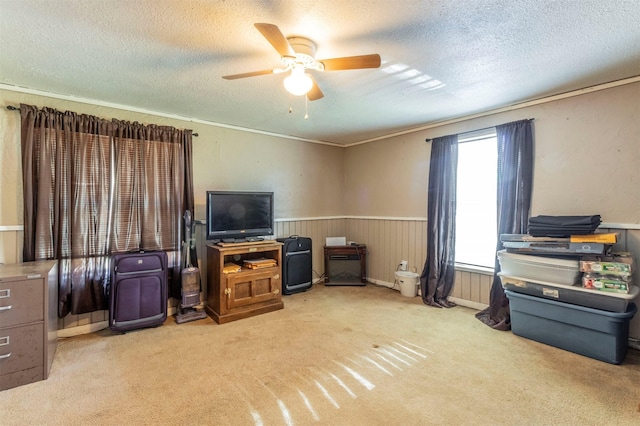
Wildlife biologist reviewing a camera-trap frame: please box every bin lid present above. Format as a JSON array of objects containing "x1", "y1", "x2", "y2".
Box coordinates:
[
  {"x1": 498, "y1": 272, "x2": 640, "y2": 301},
  {"x1": 497, "y1": 250, "x2": 579, "y2": 269}
]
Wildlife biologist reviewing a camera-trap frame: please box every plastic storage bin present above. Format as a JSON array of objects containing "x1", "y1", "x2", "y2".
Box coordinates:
[
  {"x1": 497, "y1": 250, "x2": 580, "y2": 285},
  {"x1": 499, "y1": 273, "x2": 639, "y2": 313},
  {"x1": 505, "y1": 290, "x2": 637, "y2": 364}
]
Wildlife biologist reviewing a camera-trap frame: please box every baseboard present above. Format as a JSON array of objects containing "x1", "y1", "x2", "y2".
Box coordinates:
[
  {"x1": 367, "y1": 278, "x2": 396, "y2": 290},
  {"x1": 57, "y1": 321, "x2": 108, "y2": 338},
  {"x1": 367, "y1": 281, "x2": 489, "y2": 310},
  {"x1": 448, "y1": 297, "x2": 488, "y2": 311},
  {"x1": 170, "y1": 303, "x2": 205, "y2": 317},
  {"x1": 314, "y1": 277, "x2": 396, "y2": 289},
  {"x1": 57, "y1": 305, "x2": 204, "y2": 337}
]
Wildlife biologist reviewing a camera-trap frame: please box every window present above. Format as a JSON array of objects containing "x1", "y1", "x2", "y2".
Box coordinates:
[
  {"x1": 20, "y1": 104, "x2": 192, "y2": 316},
  {"x1": 455, "y1": 129, "x2": 497, "y2": 268}
]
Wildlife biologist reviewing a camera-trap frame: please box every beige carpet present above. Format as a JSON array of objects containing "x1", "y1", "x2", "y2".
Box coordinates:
[{"x1": 1, "y1": 284, "x2": 639, "y2": 425}]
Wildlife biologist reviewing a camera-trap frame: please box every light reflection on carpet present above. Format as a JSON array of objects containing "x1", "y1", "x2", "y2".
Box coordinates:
[{"x1": 233, "y1": 340, "x2": 431, "y2": 425}]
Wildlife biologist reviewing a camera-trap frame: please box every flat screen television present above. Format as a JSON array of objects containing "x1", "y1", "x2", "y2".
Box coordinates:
[{"x1": 205, "y1": 191, "x2": 274, "y2": 242}]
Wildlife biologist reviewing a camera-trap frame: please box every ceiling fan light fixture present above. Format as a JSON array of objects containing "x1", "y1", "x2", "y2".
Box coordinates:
[
  {"x1": 222, "y1": 23, "x2": 380, "y2": 103},
  {"x1": 283, "y1": 66, "x2": 313, "y2": 96}
]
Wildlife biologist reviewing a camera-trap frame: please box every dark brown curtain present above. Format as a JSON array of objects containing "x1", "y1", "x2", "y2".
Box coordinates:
[
  {"x1": 111, "y1": 121, "x2": 194, "y2": 299},
  {"x1": 20, "y1": 104, "x2": 194, "y2": 317},
  {"x1": 476, "y1": 119, "x2": 534, "y2": 330},
  {"x1": 419, "y1": 134, "x2": 458, "y2": 308}
]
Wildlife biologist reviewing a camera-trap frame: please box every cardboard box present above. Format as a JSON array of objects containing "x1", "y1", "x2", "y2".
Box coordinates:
[
  {"x1": 580, "y1": 259, "x2": 632, "y2": 276},
  {"x1": 570, "y1": 233, "x2": 618, "y2": 244},
  {"x1": 582, "y1": 274, "x2": 632, "y2": 293}
]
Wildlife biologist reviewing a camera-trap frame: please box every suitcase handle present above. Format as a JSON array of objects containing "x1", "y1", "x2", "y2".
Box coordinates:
[
  {"x1": 114, "y1": 268, "x2": 164, "y2": 276},
  {"x1": 184, "y1": 210, "x2": 194, "y2": 268}
]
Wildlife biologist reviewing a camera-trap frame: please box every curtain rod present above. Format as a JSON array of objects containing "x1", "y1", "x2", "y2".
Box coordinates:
[
  {"x1": 6, "y1": 105, "x2": 199, "y2": 136},
  {"x1": 425, "y1": 118, "x2": 534, "y2": 142}
]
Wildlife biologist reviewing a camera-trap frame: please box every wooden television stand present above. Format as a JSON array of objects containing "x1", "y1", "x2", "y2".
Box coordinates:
[{"x1": 206, "y1": 241, "x2": 284, "y2": 324}]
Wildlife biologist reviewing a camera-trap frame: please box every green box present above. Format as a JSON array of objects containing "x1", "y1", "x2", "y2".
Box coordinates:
[
  {"x1": 582, "y1": 274, "x2": 631, "y2": 293},
  {"x1": 580, "y1": 259, "x2": 632, "y2": 276}
]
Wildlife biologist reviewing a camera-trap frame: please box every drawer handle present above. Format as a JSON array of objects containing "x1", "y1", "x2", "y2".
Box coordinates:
[
  {"x1": 0, "y1": 352, "x2": 12, "y2": 360},
  {"x1": 0, "y1": 305, "x2": 12, "y2": 312}
]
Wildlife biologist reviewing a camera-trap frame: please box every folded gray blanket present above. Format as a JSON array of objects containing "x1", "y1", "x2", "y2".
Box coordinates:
[{"x1": 528, "y1": 215, "x2": 601, "y2": 237}]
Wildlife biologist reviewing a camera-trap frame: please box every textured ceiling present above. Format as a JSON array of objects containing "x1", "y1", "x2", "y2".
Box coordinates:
[{"x1": 1, "y1": 0, "x2": 639, "y2": 145}]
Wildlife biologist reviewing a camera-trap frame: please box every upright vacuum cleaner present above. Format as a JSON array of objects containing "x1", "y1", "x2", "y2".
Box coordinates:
[{"x1": 176, "y1": 210, "x2": 207, "y2": 324}]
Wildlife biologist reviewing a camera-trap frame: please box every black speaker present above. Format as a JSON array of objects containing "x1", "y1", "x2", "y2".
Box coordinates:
[{"x1": 277, "y1": 236, "x2": 312, "y2": 295}]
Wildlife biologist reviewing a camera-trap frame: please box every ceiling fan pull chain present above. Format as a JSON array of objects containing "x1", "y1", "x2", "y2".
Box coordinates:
[{"x1": 304, "y1": 97, "x2": 309, "y2": 120}]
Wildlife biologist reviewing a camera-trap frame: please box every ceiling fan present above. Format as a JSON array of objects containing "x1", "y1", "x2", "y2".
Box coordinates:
[{"x1": 222, "y1": 23, "x2": 381, "y2": 101}]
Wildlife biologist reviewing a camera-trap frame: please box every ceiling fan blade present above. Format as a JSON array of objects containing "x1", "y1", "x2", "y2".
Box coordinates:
[
  {"x1": 307, "y1": 76, "x2": 324, "y2": 101},
  {"x1": 319, "y1": 54, "x2": 381, "y2": 71},
  {"x1": 254, "y1": 23, "x2": 296, "y2": 57},
  {"x1": 222, "y1": 69, "x2": 275, "y2": 80}
]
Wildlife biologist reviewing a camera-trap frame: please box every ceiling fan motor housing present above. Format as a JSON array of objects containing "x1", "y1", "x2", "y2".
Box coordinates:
[
  {"x1": 222, "y1": 23, "x2": 381, "y2": 101},
  {"x1": 283, "y1": 37, "x2": 323, "y2": 71}
]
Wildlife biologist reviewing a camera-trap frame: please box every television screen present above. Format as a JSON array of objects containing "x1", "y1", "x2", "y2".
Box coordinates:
[{"x1": 206, "y1": 191, "x2": 274, "y2": 241}]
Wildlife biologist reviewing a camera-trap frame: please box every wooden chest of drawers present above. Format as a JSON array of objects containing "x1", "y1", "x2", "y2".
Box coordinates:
[{"x1": 0, "y1": 261, "x2": 58, "y2": 391}]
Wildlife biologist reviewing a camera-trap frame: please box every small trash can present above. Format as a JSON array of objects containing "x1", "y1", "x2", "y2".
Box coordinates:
[{"x1": 395, "y1": 271, "x2": 419, "y2": 297}]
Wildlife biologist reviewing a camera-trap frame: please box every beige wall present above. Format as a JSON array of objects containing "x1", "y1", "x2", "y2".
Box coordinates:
[
  {"x1": 343, "y1": 81, "x2": 640, "y2": 339},
  {"x1": 0, "y1": 89, "x2": 345, "y2": 226},
  {"x1": 0, "y1": 98, "x2": 22, "y2": 232},
  {"x1": 0, "y1": 89, "x2": 347, "y2": 331},
  {"x1": 344, "y1": 137, "x2": 429, "y2": 217},
  {"x1": 2, "y1": 81, "x2": 640, "y2": 341},
  {"x1": 191, "y1": 126, "x2": 345, "y2": 220},
  {"x1": 344, "y1": 82, "x2": 640, "y2": 221}
]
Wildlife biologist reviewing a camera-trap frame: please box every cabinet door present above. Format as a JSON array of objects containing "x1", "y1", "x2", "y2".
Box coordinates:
[{"x1": 225, "y1": 268, "x2": 281, "y2": 310}]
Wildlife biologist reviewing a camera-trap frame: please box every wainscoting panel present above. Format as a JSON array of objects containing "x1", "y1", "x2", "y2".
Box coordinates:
[
  {"x1": 0, "y1": 228, "x2": 22, "y2": 265},
  {"x1": 59, "y1": 310, "x2": 108, "y2": 333},
  {"x1": 452, "y1": 270, "x2": 493, "y2": 306},
  {"x1": 345, "y1": 218, "x2": 427, "y2": 285},
  {"x1": 193, "y1": 218, "x2": 347, "y2": 304},
  {"x1": 9, "y1": 217, "x2": 638, "y2": 339},
  {"x1": 275, "y1": 218, "x2": 346, "y2": 281}
]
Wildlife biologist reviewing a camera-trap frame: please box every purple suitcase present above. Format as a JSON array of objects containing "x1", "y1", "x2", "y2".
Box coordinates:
[{"x1": 109, "y1": 251, "x2": 168, "y2": 332}]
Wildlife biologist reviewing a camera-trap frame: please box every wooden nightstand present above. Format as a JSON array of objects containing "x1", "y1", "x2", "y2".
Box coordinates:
[{"x1": 324, "y1": 244, "x2": 367, "y2": 285}]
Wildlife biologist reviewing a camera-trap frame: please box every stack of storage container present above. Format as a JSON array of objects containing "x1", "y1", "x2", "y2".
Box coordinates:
[{"x1": 497, "y1": 218, "x2": 638, "y2": 364}]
